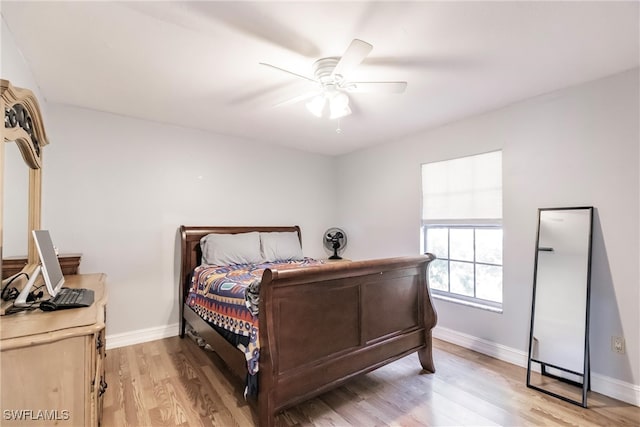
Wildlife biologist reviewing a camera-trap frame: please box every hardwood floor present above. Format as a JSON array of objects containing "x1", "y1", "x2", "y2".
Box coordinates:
[{"x1": 103, "y1": 336, "x2": 640, "y2": 426}]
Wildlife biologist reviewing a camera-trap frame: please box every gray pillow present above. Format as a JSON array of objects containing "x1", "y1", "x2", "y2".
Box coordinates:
[
  {"x1": 200, "y1": 232, "x2": 263, "y2": 266},
  {"x1": 260, "y1": 231, "x2": 304, "y2": 262}
]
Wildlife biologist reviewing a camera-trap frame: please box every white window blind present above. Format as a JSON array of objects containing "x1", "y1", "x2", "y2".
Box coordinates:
[{"x1": 422, "y1": 151, "x2": 502, "y2": 222}]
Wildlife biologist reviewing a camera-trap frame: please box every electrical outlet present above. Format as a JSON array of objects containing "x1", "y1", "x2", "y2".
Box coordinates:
[{"x1": 612, "y1": 336, "x2": 625, "y2": 354}]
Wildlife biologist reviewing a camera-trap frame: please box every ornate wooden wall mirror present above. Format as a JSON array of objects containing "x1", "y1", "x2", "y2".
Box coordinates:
[
  {"x1": 526, "y1": 206, "x2": 594, "y2": 407},
  {"x1": 1, "y1": 79, "x2": 49, "y2": 292}
]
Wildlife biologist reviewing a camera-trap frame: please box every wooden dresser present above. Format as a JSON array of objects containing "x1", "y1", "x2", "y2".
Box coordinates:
[{"x1": 0, "y1": 274, "x2": 107, "y2": 426}]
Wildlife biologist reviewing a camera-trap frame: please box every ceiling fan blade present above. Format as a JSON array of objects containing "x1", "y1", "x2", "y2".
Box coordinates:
[
  {"x1": 259, "y1": 63, "x2": 316, "y2": 83},
  {"x1": 273, "y1": 90, "x2": 320, "y2": 107},
  {"x1": 363, "y1": 56, "x2": 477, "y2": 70},
  {"x1": 331, "y1": 39, "x2": 373, "y2": 79},
  {"x1": 347, "y1": 81, "x2": 407, "y2": 94}
]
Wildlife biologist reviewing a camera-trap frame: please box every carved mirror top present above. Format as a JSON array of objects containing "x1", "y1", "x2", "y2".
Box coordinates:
[{"x1": 2, "y1": 79, "x2": 49, "y2": 168}]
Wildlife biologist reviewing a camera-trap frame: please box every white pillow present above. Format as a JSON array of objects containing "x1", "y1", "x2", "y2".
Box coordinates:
[
  {"x1": 260, "y1": 231, "x2": 304, "y2": 262},
  {"x1": 200, "y1": 232, "x2": 263, "y2": 266}
]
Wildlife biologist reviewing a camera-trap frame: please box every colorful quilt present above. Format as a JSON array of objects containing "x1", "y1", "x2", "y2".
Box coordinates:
[{"x1": 186, "y1": 258, "x2": 323, "y2": 375}]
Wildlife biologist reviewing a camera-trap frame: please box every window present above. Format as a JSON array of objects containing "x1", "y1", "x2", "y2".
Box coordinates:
[{"x1": 421, "y1": 151, "x2": 503, "y2": 308}]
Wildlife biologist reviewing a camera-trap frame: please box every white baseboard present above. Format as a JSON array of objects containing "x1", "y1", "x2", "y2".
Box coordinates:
[
  {"x1": 106, "y1": 323, "x2": 179, "y2": 350},
  {"x1": 591, "y1": 373, "x2": 640, "y2": 407},
  {"x1": 433, "y1": 326, "x2": 640, "y2": 407},
  {"x1": 433, "y1": 325, "x2": 529, "y2": 367}
]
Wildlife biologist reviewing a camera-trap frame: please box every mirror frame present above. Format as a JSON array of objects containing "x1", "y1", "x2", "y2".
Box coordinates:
[
  {"x1": 1, "y1": 79, "x2": 50, "y2": 285},
  {"x1": 526, "y1": 206, "x2": 594, "y2": 408}
]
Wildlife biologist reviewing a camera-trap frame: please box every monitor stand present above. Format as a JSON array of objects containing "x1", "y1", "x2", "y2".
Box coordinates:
[{"x1": 14, "y1": 265, "x2": 42, "y2": 308}]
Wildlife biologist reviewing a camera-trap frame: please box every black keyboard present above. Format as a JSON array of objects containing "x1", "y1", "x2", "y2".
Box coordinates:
[{"x1": 40, "y1": 288, "x2": 95, "y2": 311}]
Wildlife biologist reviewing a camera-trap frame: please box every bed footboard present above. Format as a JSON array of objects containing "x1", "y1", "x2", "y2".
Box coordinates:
[{"x1": 257, "y1": 255, "x2": 436, "y2": 426}]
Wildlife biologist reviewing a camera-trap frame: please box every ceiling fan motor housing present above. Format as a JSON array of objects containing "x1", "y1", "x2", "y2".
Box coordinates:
[{"x1": 313, "y1": 57, "x2": 342, "y2": 84}]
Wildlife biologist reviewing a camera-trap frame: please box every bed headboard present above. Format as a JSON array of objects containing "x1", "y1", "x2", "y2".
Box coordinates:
[{"x1": 178, "y1": 225, "x2": 302, "y2": 316}]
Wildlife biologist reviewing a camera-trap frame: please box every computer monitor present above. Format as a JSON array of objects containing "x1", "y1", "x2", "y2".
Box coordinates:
[
  {"x1": 32, "y1": 230, "x2": 65, "y2": 297},
  {"x1": 14, "y1": 230, "x2": 65, "y2": 307}
]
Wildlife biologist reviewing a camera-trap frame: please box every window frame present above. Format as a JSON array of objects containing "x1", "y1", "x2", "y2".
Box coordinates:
[{"x1": 422, "y1": 221, "x2": 503, "y2": 310}]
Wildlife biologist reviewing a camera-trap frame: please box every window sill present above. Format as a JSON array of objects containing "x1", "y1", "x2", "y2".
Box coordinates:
[{"x1": 431, "y1": 293, "x2": 503, "y2": 314}]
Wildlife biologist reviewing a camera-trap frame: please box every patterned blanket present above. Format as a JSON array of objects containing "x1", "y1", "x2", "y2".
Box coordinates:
[{"x1": 186, "y1": 258, "x2": 323, "y2": 375}]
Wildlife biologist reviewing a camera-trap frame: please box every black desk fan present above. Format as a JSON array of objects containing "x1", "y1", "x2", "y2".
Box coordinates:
[{"x1": 323, "y1": 227, "x2": 348, "y2": 260}]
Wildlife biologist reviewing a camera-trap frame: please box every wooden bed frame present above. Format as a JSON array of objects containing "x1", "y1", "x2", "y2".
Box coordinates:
[{"x1": 179, "y1": 225, "x2": 437, "y2": 426}]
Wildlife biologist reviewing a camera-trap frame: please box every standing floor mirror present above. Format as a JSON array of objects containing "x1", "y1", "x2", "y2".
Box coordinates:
[{"x1": 526, "y1": 206, "x2": 594, "y2": 407}]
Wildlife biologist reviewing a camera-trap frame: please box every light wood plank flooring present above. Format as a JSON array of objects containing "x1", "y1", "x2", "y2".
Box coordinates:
[{"x1": 103, "y1": 336, "x2": 640, "y2": 426}]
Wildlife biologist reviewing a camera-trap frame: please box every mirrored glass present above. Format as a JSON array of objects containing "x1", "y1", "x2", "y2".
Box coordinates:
[{"x1": 3, "y1": 142, "x2": 29, "y2": 257}]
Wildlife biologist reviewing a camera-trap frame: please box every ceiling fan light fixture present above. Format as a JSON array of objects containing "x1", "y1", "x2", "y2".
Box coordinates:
[
  {"x1": 329, "y1": 92, "x2": 351, "y2": 119},
  {"x1": 306, "y1": 94, "x2": 326, "y2": 118},
  {"x1": 306, "y1": 90, "x2": 351, "y2": 119}
]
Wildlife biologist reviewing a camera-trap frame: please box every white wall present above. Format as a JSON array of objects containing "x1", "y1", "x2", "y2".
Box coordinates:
[
  {"x1": 336, "y1": 69, "x2": 640, "y2": 388},
  {"x1": 1, "y1": 16, "x2": 45, "y2": 108},
  {"x1": 41, "y1": 105, "x2": 336, "y2": 336}
]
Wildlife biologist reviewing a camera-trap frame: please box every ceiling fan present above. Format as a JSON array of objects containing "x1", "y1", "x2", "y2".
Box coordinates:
[{"x1": 260, "y1": 39, "x2": 407, "y2": 119}]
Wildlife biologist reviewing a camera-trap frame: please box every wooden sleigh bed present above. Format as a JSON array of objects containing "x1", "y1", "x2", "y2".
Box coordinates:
[{"x1": 179, "y1": 225, "x2": 437, "y2": 426}]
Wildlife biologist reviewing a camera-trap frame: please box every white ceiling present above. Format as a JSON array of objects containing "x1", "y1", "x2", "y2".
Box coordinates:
[{"x1": 2, "y1": 1, "x2": 638, "y2": 156}]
